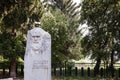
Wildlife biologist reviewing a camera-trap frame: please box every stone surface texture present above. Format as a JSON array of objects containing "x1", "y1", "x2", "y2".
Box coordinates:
[{"x1": 24, "y1": 28, "x2": 51, "y2": 80}]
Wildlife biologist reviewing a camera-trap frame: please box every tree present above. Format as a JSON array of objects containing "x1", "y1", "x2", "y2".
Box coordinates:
[
  {"x1": 80, "y1": 0, "x2": 120, "y2": 75},
  {"x1": 52, "y1": 0, "x2": 82, "y2": 60},
  {"x1": 40, "y1": 0, "x2": 82, "y2": 65},
  {"x1": 51, "y1": 0, "x2": 80, "y2": 18},
  {"x1": 0, "y1": 0, "x2": 44, "y2": 77},
  {"x1": 0, "y1": 31, "x2": 25, "y2": 77},
  {"x1": 40, "y1": 5, "x2": 81, "y2": 66},
  {"x1": 42, "y1": 0, "x2": 80, "y2": 35}
]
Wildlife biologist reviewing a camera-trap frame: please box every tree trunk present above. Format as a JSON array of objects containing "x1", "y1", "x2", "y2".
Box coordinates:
[
  {"x1": 10, "y1": 58, "x2": 16, "y2": 78},
  {"x1": 94, "y1": 57, "x2": 101, "y2": 75},
  {"x1": 110, "y1": 51, "x2": 114, "y2": 69},
  {"x1": 10, "y1": 28, "x2": 17, "y2": 78},
  {"x1": 110, "y1": 51, "x2": 114, "y2": 77}
]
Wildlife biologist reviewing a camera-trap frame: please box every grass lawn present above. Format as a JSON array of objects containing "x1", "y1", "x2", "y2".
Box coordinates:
[
  {"x1": 8, "y1": 77, "x2": 120, "y2": 80},
  {"x1": 0, "y1": 68, "x2": 120, "y2": 80},
  {"x1": 52, "y1": 76, "x2": 120, "y2": 80},
  {"x1": 53, "y1": 76, "x2": 96, "y2": 80},
  {"x1": 1, "y1": 76, "x2": 120, "y2": 80}
]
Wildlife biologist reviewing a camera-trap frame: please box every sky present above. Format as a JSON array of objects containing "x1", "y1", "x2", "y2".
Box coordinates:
[
  {"x1": 41, "y1": 0, "x2": 82, "y2": 4},
  {"x1": 72, "y1": 0, "x2": 89, "y2": 37},
  {"x1": 73, "y1": 0, "x2": 81, "y2": 4}
]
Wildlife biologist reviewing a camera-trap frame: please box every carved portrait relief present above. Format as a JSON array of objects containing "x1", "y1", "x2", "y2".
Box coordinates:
[{"x1": 29, "y1": 28, "x2": 44, "y2": 55}]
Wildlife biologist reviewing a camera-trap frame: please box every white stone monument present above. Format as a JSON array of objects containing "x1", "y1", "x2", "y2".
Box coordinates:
[{"x1": 24, "y1": 27, "x2": 51, "y2": 80}]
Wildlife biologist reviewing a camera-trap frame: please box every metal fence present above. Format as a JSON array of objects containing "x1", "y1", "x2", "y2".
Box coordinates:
[
  {"x1": 52, "y1": 66, "x2": 120, "y2": 77},
  {"x1": 0, "y1": 63, "x2": 120, "y2": 78},
  {"x1": 52, "y1": 63, "x2": 120, "y2": 78}
]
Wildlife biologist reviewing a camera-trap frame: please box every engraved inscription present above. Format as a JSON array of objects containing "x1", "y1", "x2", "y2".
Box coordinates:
[{"x1": 32, "y1": 60, "x2": 48, "y2": 69}]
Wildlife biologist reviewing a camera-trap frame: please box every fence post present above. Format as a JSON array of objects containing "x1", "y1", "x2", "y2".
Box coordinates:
[
  {"x1": 20, "y1": 65, "x2": 24, "y2": 76},
  {"x1": 87, "y1": 67, "x2": 90, "y2": 77},
  {"x1": 111, "y1": 67, "x2": 114, "y2": 77},
  {"x1": 100, "y1": 68, "x2": 103, "y2": 77},
  {"x1": 81, "y1": 67, "x2": 84, "y2": 77},
  {"x1": 68, "y1": 67, "x2": 72, "y2": 76},
  {"x1": 75, "y1": 67, "x2": 78, "y2": 76},
  {"x1": 64, "y1": 67, "x2": 67, "y2": 76},
  {"x1": 119, "y1": 68, "x2": 120, "y2": 78},
  {"x1": 16, "y1": 64, "x2": 18, "y2": 76},
  {"x1": 59, "y1": 67, "x2": 62, "y2": 76},
  {"x1": 94, "y1": 68, "x2": 96, "y2": 77},
  {"x1": 2, "y1": 67, "x2": 5, "y2": 77},
  {"x1": 9, "y1": 66, "x2": 10, "y2": 76},
  {"x1": 106, "y1": 66, "x2": 109, "y2": 77},
  {"x1": 64, "y1": 61, "x2": 67, "y2": 76},
  {"x1": 54, "y1": 66, "x2": 56, "y2": 76}
]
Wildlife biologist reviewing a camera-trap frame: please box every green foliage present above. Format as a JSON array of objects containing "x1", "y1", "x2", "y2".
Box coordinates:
[
  {"x1": 0, "y1": 0, "x2": 81, "y2": 69},
  {"x1": 52, "y1": 0, "x2": 80, "y2": 18},
  {"x1": 80, "y1": 0, "x2": 120, "y2": 68},
  {"x1": 0, "y1": 0, "x2": 44, "y2": 59},
  {"x1": 66, "y1": 60, "x2": 75, "y2": 68},
  {"x1": 41, "y1": 9, "x2": 69, "y2": 63},
  {"x1": 41, "y1": 7, "x2": 81, "y2": 64},
  {"x1": 0, "y1": 0, "x2": 44, "y2": 31},
  {"x1": 0, "y1": 32, "x2": 25, "y2": 60},
  {"x1": 3, "y1": 9, "x2": 27, "y2": 28},
  {"x1": 0, "y1": 1, "x2": 44, "y2": 77}
]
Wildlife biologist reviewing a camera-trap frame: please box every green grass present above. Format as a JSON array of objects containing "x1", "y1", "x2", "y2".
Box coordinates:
[
  {"x1": 9, "y1": 76, "x2": 120, "y2": 80},
  {"x1": 0, "y1": 68, "x2": 120, "y2": 80},
  {"x1": 1, "y1": 76, "x2": 120, "y2": 80},
  {"x1": 52, "y1": 76, "x2": 120, "y2": 80},
  {"x1": 53, "y1": 76, "x2": 95, "y2": 80}
]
